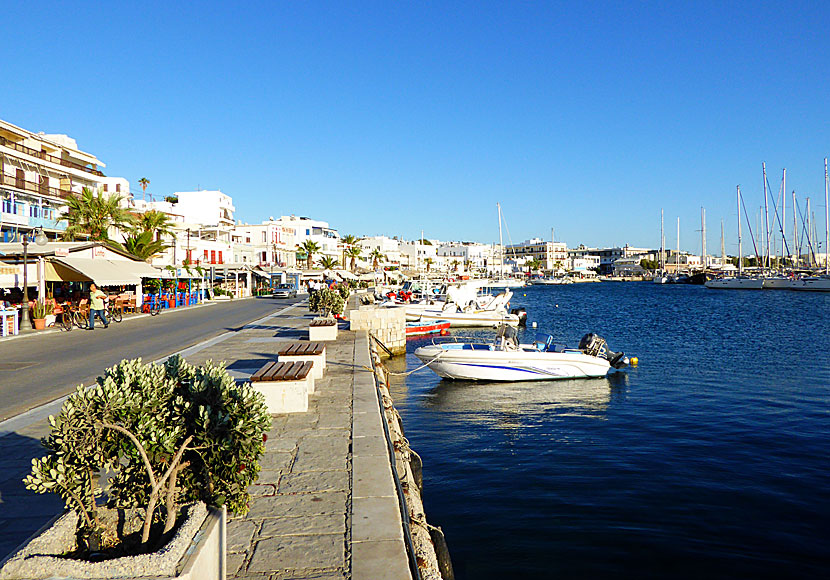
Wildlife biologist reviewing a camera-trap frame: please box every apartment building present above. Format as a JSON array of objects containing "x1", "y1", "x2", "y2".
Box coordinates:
[
  {"x1": 436, "y1": 242, "x2": 495, "y2": 273},
  {"x1": 0, "y1": 119, "x2": 113, "y2": 242},
  {"x1": 506, "y1": 238, "x2": 568, "y2": 270},
  {"x1": 232, "y1": 219, "x2": 297, "y2": 268}
]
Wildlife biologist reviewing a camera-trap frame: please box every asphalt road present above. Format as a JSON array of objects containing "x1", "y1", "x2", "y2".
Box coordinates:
[{"x1": 0, "y1": 296, "x2": 304, "y2": 422}]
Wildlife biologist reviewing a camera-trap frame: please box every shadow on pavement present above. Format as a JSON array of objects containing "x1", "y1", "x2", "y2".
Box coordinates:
[{"x1": 0, "y1": 432, "x2": 64, "y2": 561}]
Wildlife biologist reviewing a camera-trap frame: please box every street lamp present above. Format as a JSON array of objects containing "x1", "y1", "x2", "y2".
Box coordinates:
[{"x1": 21, "y1": 227, "x2": 48, "y2": 329}]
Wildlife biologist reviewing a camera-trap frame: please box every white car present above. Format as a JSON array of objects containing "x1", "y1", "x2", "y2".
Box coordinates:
[{"x1": 272, "y1": 284, "x2": 298, "y2": 298}]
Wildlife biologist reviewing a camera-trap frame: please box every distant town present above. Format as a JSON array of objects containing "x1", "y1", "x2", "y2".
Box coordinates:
[{"x1": 1, "y1": 117, "x2": 821, "y2": 295}]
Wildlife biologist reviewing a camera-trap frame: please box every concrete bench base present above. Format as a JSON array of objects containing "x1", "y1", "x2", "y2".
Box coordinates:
[
  {"x1": 254, "y1": 376, "x2": 311, "y2": 413},
  {"x1": 278, "y1": 352, "x2": 325, "y2": 383},
  {"x1": 309, "y1": 319, "x2": 338, "y2": 341}
]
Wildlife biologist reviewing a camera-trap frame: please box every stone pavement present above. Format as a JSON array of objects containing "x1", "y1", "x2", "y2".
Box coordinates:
[{"x1": 0, "y1": 300, "x2": 413, "y2": 580}]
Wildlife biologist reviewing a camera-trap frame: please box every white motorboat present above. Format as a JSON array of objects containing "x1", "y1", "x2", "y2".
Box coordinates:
[
  {"x1": 405, "y1": 284, "x2": 522, "y2": 327},
  {"x1": 414, "y1": 327, "x2": 629, "y2": 381},
  {"x1": 704, "y1": 276, "x2": 764, "y2": 289},
  {"x1": 790, "y1": 275, "x2": 830, "y2": 292},
  {"x1": 483, "y1": 278, "x2": 526, "y2": 289},
  {"x1": 530, "y1": 277, "x2": 573, "y2": 285}
]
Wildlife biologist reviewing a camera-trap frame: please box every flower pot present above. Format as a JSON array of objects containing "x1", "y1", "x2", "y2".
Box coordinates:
[
  {"x1": 32, "y1": 318, "x2": 46, "y2": 330},
  {"x1": 168, "y1": 299, "x2": 176, "y2": 308},
  {"x1": 0, "y1": 503, "x2": 226, "y2": 580}
]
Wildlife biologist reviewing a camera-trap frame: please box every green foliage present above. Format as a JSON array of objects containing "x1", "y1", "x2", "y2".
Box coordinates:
[
  {"x1": 300, "y1": 240, "x2": 321, "y2": 269},
  {"x1": 144, "y1": 279, "x2": 161, "y2": 293},
  {"x1": 60, "y1": 187, "x2": 136, "y2": 241},
  {"x1": 31, "y1": 299, "x2": 54, "y2": 318},
  {"x1": 640, "y1": 259, "x2": 659, "y2": 270},
  {"x1": 121, "y1": 230, "x2": 169, "y2": 261},
  {"x1": 335, "y1": 283, "x2": 351, "y2": 300},
  {"x1": 318, "y1": 255, "x2": 339, "y2": 270},
  {"x1": 24, "y1": 357, "x2": 270, "y2": 555},
  {"x1": 345, "y1": 246, "x2": 362, "y2": 271},
  {"x1": 308, "y1": 287, "x2": 345, "y2": 317}
]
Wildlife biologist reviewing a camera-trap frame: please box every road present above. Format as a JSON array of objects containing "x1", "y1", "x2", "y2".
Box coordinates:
[{"x1": 0, "y1": 296, "x2": 304, "y2": 421}]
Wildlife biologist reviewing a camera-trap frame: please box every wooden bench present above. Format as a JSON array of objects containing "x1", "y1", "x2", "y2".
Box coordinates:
[
  {"x1": 277, "y1": 342, "x2": 326, "y2": 381},
  {"x1": 309, "y1": 318, "x2": 338, "y2": 341},
  {"x1": 250, "y1": 361, "x2": 314, "y2": 413}
]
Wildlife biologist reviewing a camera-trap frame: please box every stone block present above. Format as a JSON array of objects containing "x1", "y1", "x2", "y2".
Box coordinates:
[{"x1": 253, "y1": 375, "x2": 311, "y2": 413}]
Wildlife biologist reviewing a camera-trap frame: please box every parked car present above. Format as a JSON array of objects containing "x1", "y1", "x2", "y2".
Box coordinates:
[{"x1": 272, "y1": 283, "x2": 298, "y2": 298}]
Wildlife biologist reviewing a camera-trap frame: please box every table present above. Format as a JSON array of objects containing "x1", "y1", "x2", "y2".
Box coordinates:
[{"x1": 1, "y1": 309, "x2": 20, "y2": 337}]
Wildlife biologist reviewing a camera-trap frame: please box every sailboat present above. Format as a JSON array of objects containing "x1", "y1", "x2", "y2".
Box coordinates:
[
  {"x1": 791, "y1": 158, "x2": 830, "y2": 292},
  {"x1": 486, "y1": 203, "x2": 526, "y2": 289},
  {"x1": 762, "y1": 167, "x2": 794, "y2": 289},
  {"x1": 653, "y1": 209, "x2": 670, "y2": 283},
  {"x1": 706, "y1": 186, "x2": 764, "y2": 289}
]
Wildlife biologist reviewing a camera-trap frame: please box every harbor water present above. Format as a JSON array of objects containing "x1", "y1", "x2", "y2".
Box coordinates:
[{"x1": 386, "y1": 282, "x2": 830, "y2": 579}]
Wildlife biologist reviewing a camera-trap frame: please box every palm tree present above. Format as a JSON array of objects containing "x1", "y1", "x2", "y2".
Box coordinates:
[
  {"x1": 526, "y1": 258, "x2": 543, "y2": 277},
  {"x1": 424, "y1": 257, "x2": 433, "y2": 273},
  {"x1": 121, "y1": 230, "x2": 169, "y2": 261},
  {"x1": 318, "y1": 255, "x2": 339, "y2": 270},
  {"x1": 340, "y1": 234, "x2": 358, "y2": 268},
  {"x1": 370, "y1": 249, "x2": 384, "y2": 270},
  {"x1": 345, "y1": 246, "x2": 362, "y2": 272},
  {"x1": 60, "y1": 187, "x2": 136, "y2": 241},
  {"x1": 138, "y1": 177, "x2": 150, "y2": 201},
  {"x1": 136, "y1": 209, "x2": 175, "y2": 241},
  {"x1": 451, "y1": 259, "x2": 460, "y2": 272},
  {"x1": 300, "y1": 240, "x2": 321, "y2": 269}
]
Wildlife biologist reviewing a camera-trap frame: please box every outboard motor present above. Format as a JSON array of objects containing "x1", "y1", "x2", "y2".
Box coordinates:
[
  {"x1": 578, "y1": 333, "x2": 629, "y2": 369},
  {"x1": 510, "y1": 307, "x2": 527, "y2": 326}
]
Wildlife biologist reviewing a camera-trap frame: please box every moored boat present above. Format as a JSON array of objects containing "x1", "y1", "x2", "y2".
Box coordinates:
[
  {"x1": 414, "y1": 326, "x2": 629, "y2": 381},
  {"x1": 406, "y1": 319, "x2": 451, "y2": 337}
]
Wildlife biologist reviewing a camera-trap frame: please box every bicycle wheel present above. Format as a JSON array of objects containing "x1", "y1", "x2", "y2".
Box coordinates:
[
  {"x1": 61, "y1": 312, "x2": 73, "y2": 332},
  {"x1": 111, "y1": 308, "x2": 123, "y2": 323},
  {"x1": 151, "y1": 303, "x2": 161, "y2": 316},
  {"x1": 74, "y1": 311, "x2": 89, "y2": 329}
]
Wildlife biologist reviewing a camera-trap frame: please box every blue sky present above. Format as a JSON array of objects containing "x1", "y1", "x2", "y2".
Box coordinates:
[{"x1": 4, "y1": 1, "x2": 829, "y2": 253}]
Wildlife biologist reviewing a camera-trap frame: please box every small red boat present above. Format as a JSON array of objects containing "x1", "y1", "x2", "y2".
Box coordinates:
[{"x1": 406, "y1": 319, "x2": 451, "y2": 338}]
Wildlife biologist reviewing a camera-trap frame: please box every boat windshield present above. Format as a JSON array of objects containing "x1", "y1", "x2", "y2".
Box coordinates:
[{"x1": 534, "y1": 333, "x2": 556, "y2": 351}]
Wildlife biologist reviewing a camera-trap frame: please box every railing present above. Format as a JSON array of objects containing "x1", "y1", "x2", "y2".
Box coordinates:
[
  {"x1": 0, "y1": 172, "x2": 73, "y2": 199},
  {"x1": 0, "y1": 136, "x2": 105, "y2": 176}
]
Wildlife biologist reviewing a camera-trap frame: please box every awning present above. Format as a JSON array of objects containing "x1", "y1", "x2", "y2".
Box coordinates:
[{"x1": 50, "y1": 257, "x2": 141, "y2": 286}]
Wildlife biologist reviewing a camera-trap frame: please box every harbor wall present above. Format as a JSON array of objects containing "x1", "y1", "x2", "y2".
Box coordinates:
[{"x1": 349, "y1": 306, "x2": 406, "y2": 355}]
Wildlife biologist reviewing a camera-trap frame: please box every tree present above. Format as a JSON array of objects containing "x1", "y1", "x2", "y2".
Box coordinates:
[
  {"x1": 340, "y1": 234, "x2": 359, "y2": 267},
  {"x1": 526, "y1": 258, "x2": 542, "y2": 276},
  {"x1": 60, "y1": 187, "x2": 136, "y2": 241},
  {"x1": 451, "y1": 259, "x2": 460, "y2": 272},
  {"x1": 424, "y1": 257, "x2": 433, "y2": 273},
  {"x1": 370, "y1": 249, "x2": 384, "y2": 270},
  {"x1": 319, "y1": 255, "x2": 339, "y2": 270},
  {"x1": 301, "y1": 240, "x2": 321, "y2": 269},
  {"x1": 121, "y1": 230, "x2": 170, "y2": 262},
  {"x1": 640, "y1": 259, "x2": 659, "y2": 270},
  {"x1": 345, "y1": 246, "x2": 362, "y2": 272},
  {"x1": 138, "y1": 177, "x2": 150, "y2": 201},
  {"x1": 136, "y1": 209, "x2": 176, "y2": 241}
]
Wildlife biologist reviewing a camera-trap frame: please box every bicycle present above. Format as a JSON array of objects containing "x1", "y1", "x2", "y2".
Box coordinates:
[
  {"x1": 59, "y1": 302, "x2": 89, "y2": 331},
  {"x1": 141, "y1": 296, "x2": 162, "y2": 316},
  {"x1": 106, "y1": 299, "x2": 123, "y2": 323}
]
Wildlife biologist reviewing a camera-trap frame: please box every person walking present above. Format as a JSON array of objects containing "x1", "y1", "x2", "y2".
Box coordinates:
[{"x1": 88, "y1": 282, "x2": 109, "y2": 330}]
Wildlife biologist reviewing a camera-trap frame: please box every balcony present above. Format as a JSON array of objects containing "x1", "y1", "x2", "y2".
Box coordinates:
[
  {"x1": 0, "y1": 136, "x2": 105, "y2": 177},
  {"x1": 1, "y1": 172, "x2": 73, "y2": 200}
]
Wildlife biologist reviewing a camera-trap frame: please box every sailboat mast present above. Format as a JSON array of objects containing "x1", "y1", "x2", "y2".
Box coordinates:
[
  {"x1": 806, "y1": 197, "x2": 812, "y2": 267},
  {"x1": 793, "y1": 190, "x2": 797, "y2": 268},
  {"x1": 660, "y1": 208, "x2": 666, "y2": 274},
  {"x1": 676, "y1": 217, "x2": 680, "y2": 274},
  {"x1": 737, "y1": 186, "x2": 743, "y2": 276},
  {"x1": 720, "y1": 219, "x2": 725, "y2": 265},
  {"x1": 825, "y1": 158, "x2": 829, "y2": 275},
  {"x1": 701, "y1": 207, "x2": 707, "y2": 270},
  {"x1": 763, "y1": 162, "x2": 770, "y2": 272},
  {"x1": 497, "y1": 202, "x2": 504, "y2": 278},
  {"x1": 782, "y1": 169, "x2": 786, "y2": 270}
]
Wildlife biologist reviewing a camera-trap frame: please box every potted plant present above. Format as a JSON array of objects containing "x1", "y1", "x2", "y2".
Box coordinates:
[
  {"x1": 1, "y1": 356, "x2": 271, "y2": 580},
  {"x1": 308, "y1": 287, "x2": 345, "y2": 318},
  {"x1": 30, "y1": 299, "x2": 53, "y2": 330}
]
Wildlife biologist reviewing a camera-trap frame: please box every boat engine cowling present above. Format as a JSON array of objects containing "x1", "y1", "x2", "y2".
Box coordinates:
[
  {"x1": 578, "y1": 333, "x2": 629, "y2": 369},
  {"x1": 510, "y1": 307, "x2": 527, "y2": 326}
]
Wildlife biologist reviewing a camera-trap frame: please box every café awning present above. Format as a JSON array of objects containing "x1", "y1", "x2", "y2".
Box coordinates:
[{"x1": 49, "y1": 257, "x2": 143, "y2": 286}]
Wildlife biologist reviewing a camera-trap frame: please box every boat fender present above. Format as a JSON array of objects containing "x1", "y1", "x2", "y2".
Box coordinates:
[{"x1": 427, "y1": 524, "x2": 456, "y2": 580}]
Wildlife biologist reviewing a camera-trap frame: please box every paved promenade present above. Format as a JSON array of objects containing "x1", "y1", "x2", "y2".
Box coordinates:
[{"x1": 0, "y1": 300, "x2": 412, "y2": 580}]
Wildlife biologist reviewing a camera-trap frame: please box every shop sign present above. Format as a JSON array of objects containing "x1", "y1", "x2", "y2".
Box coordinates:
[
  {"x1": 55, "y1": 248, "x2": 69, "y2": 257},
  {"x1": 93, "y1": 247, "x2": 106, "y2": 258}
]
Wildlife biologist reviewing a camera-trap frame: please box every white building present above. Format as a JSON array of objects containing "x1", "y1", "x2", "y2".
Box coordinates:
[
  {"x1": 436, "y1": 242, "x2": 495, "y2": 274},
  {"x1": 358, "y1": 236, "x2": 401, "y2": 268},
  {"x1": 1, "y1": 118, "x2": 114, "y2": 243},
  {"x1": 275, "y1": 215, "x2": 340, "y2": 265},
  {"x1": 506, "y1": 238, "x2": 568, "y2": 271},
  {"x1": 231, "y1": 219, "x2": 296, "y2": 268}
]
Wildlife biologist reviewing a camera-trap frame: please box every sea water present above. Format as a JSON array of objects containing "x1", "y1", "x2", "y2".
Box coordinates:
[{"x1": 386, "y1": 282, "x2": 830, "y2": 579}]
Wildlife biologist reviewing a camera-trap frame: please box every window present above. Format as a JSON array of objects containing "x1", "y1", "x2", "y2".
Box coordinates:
[
  {"x1": 204, "y1": 250, "x2": 209, "y2": 260},
  {"x1": 116, "y1": 183, "x2": 121, "y2": 192},
  {"x1": 246, "y1": 237, "x2": 251, "y2": 243},
  {"x1": 210, "y1": 250, "x2": 216, "y2": 264},
  {"x1": 1, "y1": 198, "x2": 11, "y2": 213},
  {"x1": 262, "y1": 232, "x2": 266, "y2": 242},
  {"x1": 29, "y1": 205, "x2": 40, "y2": 218},
  {"x1": 103, "y1": 184, "x2": 108, "y2": 192},
  {"x1": 218, "y1": 251, "x2": 223, "y2": 264}
]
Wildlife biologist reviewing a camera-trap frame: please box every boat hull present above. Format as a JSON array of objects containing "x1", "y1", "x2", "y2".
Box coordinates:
[
  {"x1": 406, "y1": 320, "x2": 451, "y2": 337},
  {"x1": 414, "y1": 344, "x2": 612, "y2": 381},
  {"x1": 790, "y1": 278, "x2": 830, "y2": 292},
  {"x1": 408, "y1": 309, "x2": 521, "y2": 327},
  {"x1": 705, "y1": 277, "x2": 764, "y2": 289}
]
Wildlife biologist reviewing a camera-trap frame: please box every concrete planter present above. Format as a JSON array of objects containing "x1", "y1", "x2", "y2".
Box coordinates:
[{"x1": 0, "y1": 503, "x2": 226, "y2": 580}]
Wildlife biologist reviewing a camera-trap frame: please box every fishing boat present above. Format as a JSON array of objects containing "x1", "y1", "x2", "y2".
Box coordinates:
[
  {"x1": 406, "y1": 319, "x2": 451, "y2": 337},
  {"x1": 414, "y1": 326, "x2": 629, "y2": 381}
]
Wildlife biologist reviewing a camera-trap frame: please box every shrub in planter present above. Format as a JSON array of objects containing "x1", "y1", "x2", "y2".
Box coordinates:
[
  {"x1": 308, "y1": 287, "x2": 344, "y2": 317},
  {"x1": 22, "y1": 356, "x2": 270, "y2": 559}
]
